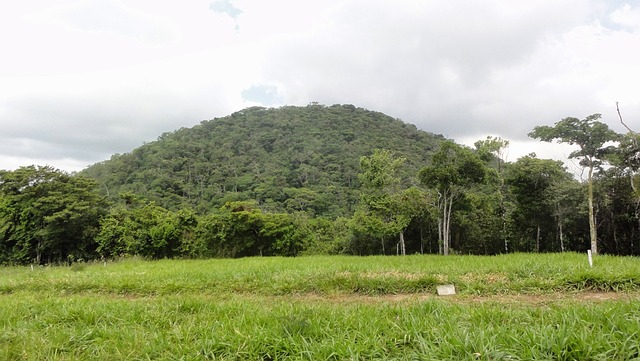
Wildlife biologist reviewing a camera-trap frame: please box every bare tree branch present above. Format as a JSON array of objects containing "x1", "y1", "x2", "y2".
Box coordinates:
[{"x1": 617, "y1": 101, "x2": 635, "y2": 134}]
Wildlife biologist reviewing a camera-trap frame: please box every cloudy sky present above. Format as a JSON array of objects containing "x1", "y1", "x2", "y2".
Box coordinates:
[{"x1": 2, "y1": 0, "x2": 639, "y2": 175}]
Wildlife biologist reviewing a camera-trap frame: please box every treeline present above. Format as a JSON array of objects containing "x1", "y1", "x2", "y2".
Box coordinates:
[
  {"x1": 1, "y1": 110, "x2": 640, "y2": 264},
  {"x1": 0, "y1": 165, "x2": 345, "y2": 263}
]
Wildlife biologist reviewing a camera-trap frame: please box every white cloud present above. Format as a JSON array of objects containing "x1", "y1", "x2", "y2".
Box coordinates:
[
  {"x1": 1, "y1": 0, "x2": 640, "y2": 173},
  {"x1": 27, "y1": 0, "x2": 180, "y2": 46},
  {"x1": 609, "y1": 3, "x2": 640, "y2": 30}
]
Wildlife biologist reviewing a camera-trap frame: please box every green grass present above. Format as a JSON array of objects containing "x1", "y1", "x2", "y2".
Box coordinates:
[
  {"x1": 2, "y1": 253, "x2": 639, "y2": 296},
  {"x1": 1, "y1": 253, "x2": 640, "y2": 360}
]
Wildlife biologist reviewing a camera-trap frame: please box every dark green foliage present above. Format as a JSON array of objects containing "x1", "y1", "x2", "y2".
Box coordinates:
[
  {"x1": 529, "y1": 114, "x2": 619, "y2": 255},
  {"x1": 82, "y1": 104, "x2": 444, "y2": 217},
  {"x1": 454, "y1": 190, "x2": 504, "y2": 254},
  {"x1": 0, "y1": 166, "x2": 107, "y2": 264},
  {"x1": 96, "y1": 200, "x2": 313, "y2": 259},
  {"x1": 194, "y1": 201, "x2": 309, "y2": 258},
  {"x1": 7, "y1": 105, "x2": 640, "y2": 261},
  {"x1": 504, "y1": 155, "x2": 576, "y2": 252},
  {"x1": 96, "y1": 201, "x2": 198, "y2": 259},
  {"x1": 419, "y1": 141, "x2": 487, "y2": 255},
  {"x1": 593, "y1": 168, "x2": 640, "y2": 255}
]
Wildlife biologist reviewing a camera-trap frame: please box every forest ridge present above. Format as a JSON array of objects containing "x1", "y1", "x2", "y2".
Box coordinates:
[
  {"x1": 82, "y1": 104, "x2": 445, "y2": 216},
  {"x1": 0, "y1": 104, "x2": 638, "y2": 264}
]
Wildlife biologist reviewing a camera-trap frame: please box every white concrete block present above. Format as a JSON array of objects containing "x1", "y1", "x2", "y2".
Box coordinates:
[{"x1": 437, "y1": 284, "x2": 456, "y2": 296}]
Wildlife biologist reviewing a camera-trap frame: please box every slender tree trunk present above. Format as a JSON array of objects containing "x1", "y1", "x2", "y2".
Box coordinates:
[
  {"x1": 442, "y1": 193, "x2": 448, "y2": 256},
  {"x1": 437, "y1": 217, "x2": 443, "y2": 255},
  {"x1": 443, "y1": 193, "x2": 453, "y2": 256},
  {"x1": 437, "y1": 192, "x2": 444, "y2": 255},
  {"x1": 500, "y1": 181, "x2": 508, "y2": 253},
  {"x1": 437, "y1": 190, "x2": 454, "y2": 255},
  {"x1": 634, "y1": 216, "x2": 637, "y2": 255},
  {"x1": 536, "y1": 225, "x2": 541, "y2": 253},
  {"x1": 399, "y1": 232, "x2": 406, "y2": 256},
  {"x1": 588, "y1": 163, "x2": 598, "y2": 255},
  {"x1": 555, "y1": 202, "x2": 565, "y2": 252},
  {"x1": 559, "y1": 220, "x2": 565, "y2": 252},
  {"x1": 448, "y1": 195, "x2": 453, "y2": 254},
  {"x1": 503, "y1": 215, "x2": 508, "y2": 253},
  {"x1": 633, "y1": 197, "x2": 639, "y2": 255},
  {"x1": 36, "y1": 240, "x2": 42, "y2": 265},
  {"x1": 613, "y1": 218, "x2": 619, "y2": 254},
  {"x1": 420, "y1": 227, "x2": 424, "y2": 254}
]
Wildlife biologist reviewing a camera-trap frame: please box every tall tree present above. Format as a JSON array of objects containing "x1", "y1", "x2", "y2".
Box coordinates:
[
  {"x1": 358, "y1": 149, "x2": 410, "y2": 255},
  {"x1": 608, "y1": 103, "x2": 640, "y2": 249},
  {"x1": 474, "y1": 136, "x2": 510, "y2": 252},
  {"x1": 529, "y1": 114, "x2": 618, "y2": 255},
  {"x1": 418, "y1": 141, "x2": 486, "y2": 255}
]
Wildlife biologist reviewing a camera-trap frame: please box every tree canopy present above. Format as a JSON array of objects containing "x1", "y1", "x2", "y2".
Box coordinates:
[
  {"x1": 0, "y1": 166, "x2": 107, "y2": 264},
  {"x1": 419, "y1": 141, "x2": 487, "y2": 255},
  {"x1": 529, "y1": 114, "x2": 618, "y2": 255},
  {"x1": 82, "y1": 104, "x2": 444, "y2": 218}
]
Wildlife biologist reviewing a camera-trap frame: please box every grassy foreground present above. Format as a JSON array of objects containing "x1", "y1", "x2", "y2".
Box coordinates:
[{"x1": 1, "y1": 253, "x2": 640, "y2": 360}]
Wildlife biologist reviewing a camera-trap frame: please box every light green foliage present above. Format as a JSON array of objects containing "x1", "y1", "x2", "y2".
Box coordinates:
[
  {"x1": 348, "y1": 210, "x2": 393, "y2": 255},
  {"x1": 359, "y1": 149, "x2": 405, "y2": 198},
  {"x1": 298, "y1": 216, "x2": 350, "y2": 255},
  {"x1": 97, "y1": 200, "x2": 315, "y2": 259},
  {"x1": 356, "y1": 150, "x2": 430, "y2": 255},
  {"x1": 356, "y1": 149, "x2": 410, "y2": 254},
  {"x1": 474, "y1": 136, "x2": 509, "y2": 173}
]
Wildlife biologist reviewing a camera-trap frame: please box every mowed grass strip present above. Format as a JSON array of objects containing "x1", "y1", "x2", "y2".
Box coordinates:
[{"x1": 1, "y1": 253, "x2": 640, "y2": 296}]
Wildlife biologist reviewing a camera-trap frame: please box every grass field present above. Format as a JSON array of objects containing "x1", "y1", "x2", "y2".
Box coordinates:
[{"x1": 1, "y1": 253, "x2": 639, "y2": 360}]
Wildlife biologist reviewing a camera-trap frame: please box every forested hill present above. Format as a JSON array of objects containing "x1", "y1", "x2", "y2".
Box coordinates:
[{"x1": 83, "y1": 104, "x2": 445, "y2": 216}]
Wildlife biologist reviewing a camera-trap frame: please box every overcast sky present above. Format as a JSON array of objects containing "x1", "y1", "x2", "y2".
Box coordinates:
[{"x1": 2, "y1": 0, "x2": 639, "y2": 176}]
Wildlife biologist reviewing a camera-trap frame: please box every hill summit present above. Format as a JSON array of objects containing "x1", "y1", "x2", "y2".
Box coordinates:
[{"x1": 83, "y1": 104, "x2": 445, "y2": 216}]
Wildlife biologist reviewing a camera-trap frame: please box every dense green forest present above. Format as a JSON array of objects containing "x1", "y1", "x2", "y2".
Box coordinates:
[
  {"x1": 1, "y1": 104, "x2": 639, "y2": 264},
  {"x1": 83, "y1": 104, "x2": 444, "y2": 216}
]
